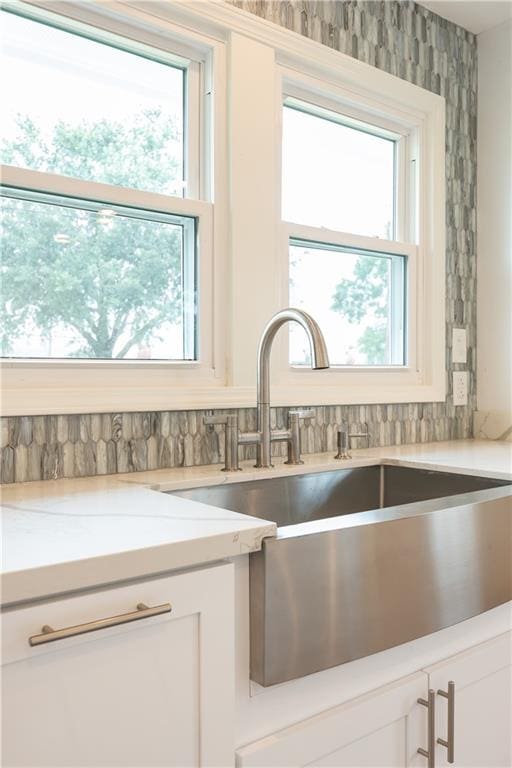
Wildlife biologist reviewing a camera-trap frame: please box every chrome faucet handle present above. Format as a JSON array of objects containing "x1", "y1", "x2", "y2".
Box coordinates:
[
  {"x1": 334, "y1": 424, "x2": 369, "y2": 460},
  {"x1": 349, "y1": 426, "x2": 370, "y2": 448},
  {"x1": 203, "y1": 414, "x2": 241, "y2": 472},
  {"x1": 285, "y1": 409, "x2": 314, "y2": 465},
  {"x1": 334, "y1": 427, "x2": 351, "y2": 460},
  {"x1": 204, "y1": 415, "x2": 231, "y2": 426},
  {"x1": 288, "y1": 409, "x2": 315, "y2": 419}
]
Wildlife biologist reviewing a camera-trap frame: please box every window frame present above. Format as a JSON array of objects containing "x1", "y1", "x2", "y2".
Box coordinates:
[
  {"x1": 254, "y1": 59, "x2": 444, "y2": 404},
  {"x1": 0, "y1": 179, "x2": 201, "y2": 363},
  {"x1": 288, "y1": 236, "x2": 408, "y2": 368},
  {"x1": 279, "y1": 221, "x2": 418, "y2": 378},
  {"x1": 221, "y1": 27, "x2": 444, "y2": 406},
  {"x1": 1, "y1": 0, "x2": 229, "y2": 414},
  {"x1": 0, "y1": 166, "x2": 214, "y2": 370},
  {"x1": 1, "y1": 0, "x2": 445, "y2": 415},
  {"x1": 280, "y1": 82, "x2": 416, "y2": 374},
  {"x1": 282, "y1": 88, "x2": 409, "y2": 242},
  {"x1": 1, "y1": 1, "x2": 204, "y2": 200}
]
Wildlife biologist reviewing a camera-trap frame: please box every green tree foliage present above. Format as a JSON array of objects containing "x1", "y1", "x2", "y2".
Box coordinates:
[
  {"x1": 331, "y1": 256, "x2": 388, "y2": 364},
  {"x1": 2, "y1": 109, "x2": 181, "y2": 195},
  {"x1": 1, "y1": 111, "x2": 185, "y2": 358}
]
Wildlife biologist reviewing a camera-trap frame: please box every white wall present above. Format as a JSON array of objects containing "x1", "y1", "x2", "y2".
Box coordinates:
[{"x1": 476, "y1": 19, "x2": 512, "y2": 433}]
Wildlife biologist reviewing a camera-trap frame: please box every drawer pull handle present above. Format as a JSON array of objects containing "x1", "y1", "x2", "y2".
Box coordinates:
[
  {"x1": 437, "y1": 681, "x2": 455, "y2": 763},
  {"x1": 29, "y1": 602, "x2": 172, "y2": 646},
  {"x1": 417, "y1": 689, "x2": 436, "y2": 768}
]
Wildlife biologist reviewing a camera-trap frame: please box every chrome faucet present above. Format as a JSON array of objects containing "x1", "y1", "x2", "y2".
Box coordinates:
[
  {"x1": 334, "y1": 422, "x2": 370, "y2": 459},
  {"x1": 256, "y1": 308, "x2": 329, "y2": 467},
  {"x1": 205, "y1": 308, "x2": 330, "y2": 471}
]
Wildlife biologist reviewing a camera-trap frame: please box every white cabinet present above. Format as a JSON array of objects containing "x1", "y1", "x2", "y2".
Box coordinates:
[
  {"x1": 2, "y1": 555, "x2": 510, "y2": 768},
  {"x1": 426, "y1": 631, "x2": 512, "y2": 768},
  {"x1": 2, "y1": 563, "x2": 234, "y2": 768},
  {"x1": 236, "y1": 631, "x2": 512, "y2": 768},
  {"x1": 236, "y1": 672, "x2": 429, "y2": 767}
]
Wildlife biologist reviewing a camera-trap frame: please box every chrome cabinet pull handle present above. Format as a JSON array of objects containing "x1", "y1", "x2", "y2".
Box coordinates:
[
  {"x1": 418, "y1": 689, "x2": 436, "y2": 768},
  {"x1": 437, "y1": 681, "x2": 455, "y2": 763},
  {"x1": 29, "y1": 602, "x2": 172, "y2": 646}
]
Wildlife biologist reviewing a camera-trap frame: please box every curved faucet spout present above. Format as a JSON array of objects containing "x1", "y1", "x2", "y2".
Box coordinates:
[{"x1": 256, "y1": 308, "x2": 330, "y2": 468}]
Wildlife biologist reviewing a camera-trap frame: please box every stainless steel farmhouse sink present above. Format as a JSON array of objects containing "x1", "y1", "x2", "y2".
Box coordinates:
[{"x1": 169, "y1": 464, "x2": 512, "y2": 686}]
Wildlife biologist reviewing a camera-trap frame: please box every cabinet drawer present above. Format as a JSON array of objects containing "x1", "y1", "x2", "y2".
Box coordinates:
[
  {"x1": 236, "y1": 672, "x2": 428, "y2": 768},
  {"x1": 2, "y1": 563, "x2": 235, "y2": 768},
  {"x1": 2, "y1": 566, "x2": 211, "y2": 664}
]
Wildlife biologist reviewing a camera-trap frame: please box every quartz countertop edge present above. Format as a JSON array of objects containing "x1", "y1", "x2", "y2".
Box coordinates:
[
  {"x1": 2, "y1": 439, "x2": 511, "y2": 606},
  {"x1": 1, "y1": 484, "x2": 276, "y2": 606}
]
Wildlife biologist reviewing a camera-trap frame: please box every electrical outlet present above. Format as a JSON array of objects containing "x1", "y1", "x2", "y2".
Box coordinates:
[
  {"x1": 453, "y1": 371, "x2": 468, "y2": 406},
  {"x1": 452, "y1": 328, "x2": 467, "y2": 364}
]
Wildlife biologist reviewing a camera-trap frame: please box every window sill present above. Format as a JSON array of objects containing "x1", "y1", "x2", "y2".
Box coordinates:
[{"x1": 1, "y1": 380, "x2": 446, "y2": 416}]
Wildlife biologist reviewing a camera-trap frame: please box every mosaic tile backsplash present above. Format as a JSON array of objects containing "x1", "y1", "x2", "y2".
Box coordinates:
[
  {"x1": 0, "y1": 1, "x2": 477, "y2": 483},
  {"x1": 0, "y1": 404, "x2": 473, "y2": 483}
]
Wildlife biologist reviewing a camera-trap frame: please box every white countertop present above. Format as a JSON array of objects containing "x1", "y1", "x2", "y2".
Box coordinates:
[
  {"x1": 1, "y1": 482, "x2": 277, "y2": 606},
  {"x1": 2, "y1": 439, "x2": 511, "y2": 606}
]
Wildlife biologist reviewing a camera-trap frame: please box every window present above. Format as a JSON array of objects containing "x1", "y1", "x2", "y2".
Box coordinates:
[
  {"x1": 282, "y1": 97, "x2": 413, "y2": 369},
  {"x1": 1, "y1": 5, "x2": 207, "y2": 363},
  {"x1": 289, "y1": 240, "x2": 405, "y2": 367},
  {"x1": 1, "y1": 2, "x2": 445, "y2": 415},
  {"x1": 1, "y1": 11, "x2": 188, "y2": 197},
  {"x1": 1, "y1": 192, "x2": 196, "y2": 360},
  {"x1": 282, "y1": 102, "x2": 395, "y2": 238}
]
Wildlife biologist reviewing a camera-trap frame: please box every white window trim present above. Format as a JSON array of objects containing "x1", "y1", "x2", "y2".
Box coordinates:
[
  {"x1": 1, "y1": 0, "x2": 445, "y2": 415},
  {"x1": 1, "y1": 0, "x2": 231, "y2": 415},
  {"x1": 273, "y1": 66, "x2": 421, "y2": 393},
  {"x1": 223, "y1": 17, "x2": 445, "y2": 407}
]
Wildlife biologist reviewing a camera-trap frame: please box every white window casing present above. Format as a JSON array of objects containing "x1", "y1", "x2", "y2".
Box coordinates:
[
  {"x1": 226, "y1": 21, "x2": 445, "y2": 406},
  {"x1": 1, "y1": 0, "x2": 445, "y2": 415}
]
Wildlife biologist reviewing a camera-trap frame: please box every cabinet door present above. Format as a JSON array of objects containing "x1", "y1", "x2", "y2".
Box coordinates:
[
  {"x1": 426, "y1": 631, "x2": 512, "y2": 768},
  {"x1": 2, "y1": 563, "x2": 234, "y2": 768},
  {"x1": 236, "y1": 672, "x2": 430, "y2": 767}
]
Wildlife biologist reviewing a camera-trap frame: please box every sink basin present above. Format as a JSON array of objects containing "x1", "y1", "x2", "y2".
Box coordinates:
[
  {"x1": 169, "y1": 464, "x2": 512, "y2": 686},
  {"x1": 170, "y1": 464, "x2": 510, "y2": 527}
]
